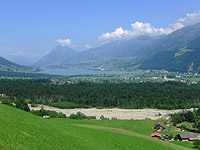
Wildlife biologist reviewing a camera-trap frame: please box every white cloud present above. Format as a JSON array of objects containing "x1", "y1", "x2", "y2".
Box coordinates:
[
  {"x1": 11, "y1": 50, "x2": 26, "y2": 56},
  {"x1": 11, "y1": 50, "x2": 50, "y2": 57},
  {"x1": 56, "y1": 38, "x2": 71, "y2": 46},
  {"x1": 131, "y1": 22, "x2": 169, "y2": 35},
  {"x1": 99, "y1": 22, "x2": 183, "y2": 42},
  {"x1": 85, "y1": 44, "x2": 92, "y2": 49},
  {"x1": 177, "y1": 11, "x2": 200, "y2": 26},
  {"x1": 99, "y1": 27, "x2": 131, "y2": 41},
  {"x1": 99, "y1": 11, "x2": 200, "y2": 42}
]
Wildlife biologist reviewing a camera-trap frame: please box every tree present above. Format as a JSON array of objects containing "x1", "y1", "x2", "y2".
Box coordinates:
[
  {"x1": 1, "y1": 99, "x2": 13, "y2": 106},
  {"x1": 169, "y1": 134, "x2": 174, "y2": 140},
  {"x1": 16, "y1": 98, "x2": 30, "y2": 112},
  {"x1": 193, "y1": 140, "x2": 200, "y2": 149},
  {"x1": 196, "y1": 121, "x2": 200, "y2": 133}
]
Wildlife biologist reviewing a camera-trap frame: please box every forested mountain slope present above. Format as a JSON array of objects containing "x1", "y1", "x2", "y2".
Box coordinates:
[{"x1": 140, "y1": 23, "x2": 200, "y2": 72}]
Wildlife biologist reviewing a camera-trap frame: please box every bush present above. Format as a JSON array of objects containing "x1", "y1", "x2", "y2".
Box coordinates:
[
  {"x1": 31, "y1": 103, "x2": 38, "y2": 107},
  {"x1": 16, "y1": 98, "x2": 30, "y2": 112},
  {"x1": 111, "y1": 117, "x2": 117, "y2": 120},
  {"x1": 50, "y1": 102, "x2": 91, "y2": 109},
  {"x1": 69, "y1": 112, "x2": 96, "y2": 120},
  {"x1": 170, "y1": 110, "x2": 197, "y2": 125},
  {"x1": 31, "y1": 108, "x2": 66, "y2": 118},
  {"x1": 100, "y1": 115, "x2": 109, "y2": 120},
  {"x1": 193, "y1": 140, "x2": 200, "y2": 149},
  {"x1": 169, "y1": 134, "x2": 174, "y2": 140},
  {"x1": 100, "y1": 115, "x2": 105, "y2": 120},
  {"x1": 174, "y1": 135, "x2": 178, "y2": 141},
  {"x1": 1, "y1": 99, "x2": 14, "y2": 106}
]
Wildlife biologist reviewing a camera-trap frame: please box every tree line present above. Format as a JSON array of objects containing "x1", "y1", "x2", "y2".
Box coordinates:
[{"x1": 0, "y1": 79, "x2": 200, "y2": 109}]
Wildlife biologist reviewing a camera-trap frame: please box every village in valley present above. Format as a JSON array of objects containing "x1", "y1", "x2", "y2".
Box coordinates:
[{"x1": 50, "y1": 71, "x2": 200, "y2": 85}]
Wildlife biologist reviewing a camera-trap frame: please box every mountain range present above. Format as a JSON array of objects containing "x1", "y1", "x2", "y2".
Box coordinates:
[
  {"x1": 34, "y1": 23, "x2": 200, "y2": 73},
  {"x1": 33, "y1": 36, "x2": 159, "y2": 71},
  {"x1": 1, "y1": 23, "x2": 200, "y2": 73}
]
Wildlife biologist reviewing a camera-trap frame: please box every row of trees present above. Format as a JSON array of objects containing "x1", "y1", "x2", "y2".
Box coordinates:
[
  {"x1": 1, "y1": 99, "x2": 67, "y2": 118},
  {"x1": 170, "y1": 108, "x2": 200, "y2": 125},
  {"x1": 1, "y1": 79, "x2": 200, "y2": 109},
  {"x1": 170, "y1": 108, "x2": 200, "y2": 134},
  {"x1": 1, "y1": 99, "x2": 30, "y2": 112}
]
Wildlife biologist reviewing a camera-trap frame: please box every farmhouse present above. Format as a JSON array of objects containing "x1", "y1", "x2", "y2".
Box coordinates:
[
  {"x1": 154, "y1": 123, "x2": 165, "y2": 131},
  {"x1": 151, "y1": 133, "x2": 162, "y2": 139},
  {"x1": 163, "y1": 134, "x2": 170, "y2": 140},
  {"x1": 177, "y1": 133, "x2": 197, "y2": 141}
]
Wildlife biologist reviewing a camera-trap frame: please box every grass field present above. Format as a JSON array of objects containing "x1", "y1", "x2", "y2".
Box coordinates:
[
  {"x1": 181, "y1": 77, "x2": 200, "y2": 82},
  {"x1": 0, "y1": 104, "x2": 193, "y2": 150}
]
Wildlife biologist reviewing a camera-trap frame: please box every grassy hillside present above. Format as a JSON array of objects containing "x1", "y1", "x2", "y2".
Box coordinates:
[
  {"x1": 0, "y1": 104, "x2": 191, "y2": 150},
  {"x1": 0, "y1": 56, "x2": 33, "y2": 72}
]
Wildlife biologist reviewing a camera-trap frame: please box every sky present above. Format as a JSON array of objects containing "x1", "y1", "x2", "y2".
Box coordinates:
[{"x1": 0, "y1": 0, "x2": 200, "y2": 64}]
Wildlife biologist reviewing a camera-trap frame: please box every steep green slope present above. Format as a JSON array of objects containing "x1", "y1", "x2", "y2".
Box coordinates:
[
  {"x1": 0, "y1": 104, "x2": 190, "y2": 150},
  {"x1": 0, "y1": 56, "x2": 32, "y2": 72},
  {"x1": 139, "y1": 23, "x2": 200, "y2": 56}
]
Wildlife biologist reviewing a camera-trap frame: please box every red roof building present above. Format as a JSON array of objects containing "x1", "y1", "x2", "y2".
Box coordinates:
[{"x1": 151, "y1": 133, "x2": 162, "y2": 139}]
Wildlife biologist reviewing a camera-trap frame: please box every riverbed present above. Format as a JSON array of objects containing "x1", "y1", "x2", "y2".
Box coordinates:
[{"x1": 29, "y1": 104, "x2": 194, "y2": 120}]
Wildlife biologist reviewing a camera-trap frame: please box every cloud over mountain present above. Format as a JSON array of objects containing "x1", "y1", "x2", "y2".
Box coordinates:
[
  {"x1": 85, "y1": 44, "x2": 92, "y2": 49},
  {"x1": 177, "y1": 11, "x2": 200, "y2": 26},
  {"x1": 99, "y1": 11, "x2": 200, "y2": 42},
  {"x1": 56, "y1": 38, "x2": 71, "y2": 46},
  {"x1": 98, "y1": 22, "x2": 183, "y2": 42}
]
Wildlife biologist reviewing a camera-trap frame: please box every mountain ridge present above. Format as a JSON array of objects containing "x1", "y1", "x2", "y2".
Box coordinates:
[
  {"x1": 0, "y1": 56, "x2": 33, "y2": 72},
  {"x1": 34, "y1": 23, "x2": 200, "y2": 73},
  {"x1": 34, "y1": 35, "x2": 156, "y2": 69},
  {"x1": 140, "y1": 23, "x2": 200, "y2": 72}
]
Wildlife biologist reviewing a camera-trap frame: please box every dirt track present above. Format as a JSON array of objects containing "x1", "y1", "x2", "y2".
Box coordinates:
[{"x1": 29, "y1": 104, "x2": 194, "y2": 120}]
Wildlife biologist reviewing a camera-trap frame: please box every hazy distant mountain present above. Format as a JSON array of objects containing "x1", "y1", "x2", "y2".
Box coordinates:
[
  {"x1": 35, "y1": 36, "x2": 156, "y2": 68},
  {"x1": 8, "y1": 58, "x2": 33, "y2": 66},
  {"x1": 0, "y1": 56, "x2": 32, "y2": 72},
  {"x1": 82, "y1": 36, "x2": 156, "y2": 59},
  {"x1": 34, "y1": 45, "x2": 78, "y2": 67},
  {"x1": 140, "y1": 23, "x2": 200, "y2": 72}
]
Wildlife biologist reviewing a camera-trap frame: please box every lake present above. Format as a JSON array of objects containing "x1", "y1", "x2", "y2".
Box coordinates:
[{"x1": 39, "y1": 68, "x2": 143, "y2": 76}]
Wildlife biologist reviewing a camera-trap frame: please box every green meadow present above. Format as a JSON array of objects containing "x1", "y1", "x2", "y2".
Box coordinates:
[{"x1": 0, "y1": 104, "x2": 192, "y2": 150}]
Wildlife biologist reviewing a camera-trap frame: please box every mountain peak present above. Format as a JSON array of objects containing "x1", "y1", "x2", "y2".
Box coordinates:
[{"x1": 34, "y1": 45, "x2": 78, "y2": 67}]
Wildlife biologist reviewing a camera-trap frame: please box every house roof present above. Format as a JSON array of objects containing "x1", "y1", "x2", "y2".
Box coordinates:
[
  {"x1": 154, "y1": 123, "x2": 164, "y2": 127},
  {"x1": 155, "y1": 126, "x2": 165, "y2": 129},
  {"x1": 155, "y1": 123, "x2": 161, "y2": 126},
  {"x1": 179, "y1": 133, "x2": 197, "y2": 139},
  {"x1": 151, "y1": 133, "x2": 162, "y2": 137}
]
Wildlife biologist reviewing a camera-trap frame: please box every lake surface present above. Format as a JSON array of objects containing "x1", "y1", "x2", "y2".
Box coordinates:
[{"x1": 39, "y1": 68, "x2": 143, "y2": 76}]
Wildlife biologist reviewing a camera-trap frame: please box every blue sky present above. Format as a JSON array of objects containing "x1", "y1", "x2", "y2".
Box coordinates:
[{"x1": 0, "y1": 0, "x2": 200, "y2": 64}]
